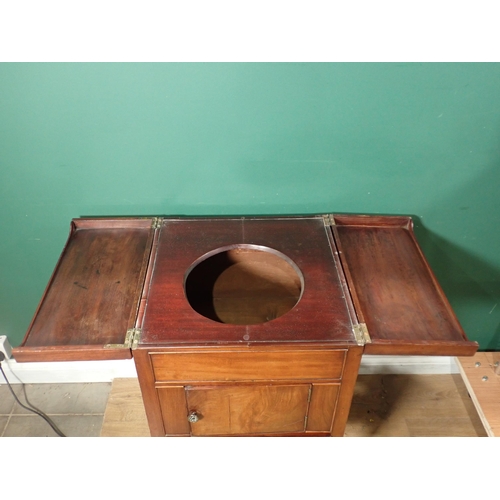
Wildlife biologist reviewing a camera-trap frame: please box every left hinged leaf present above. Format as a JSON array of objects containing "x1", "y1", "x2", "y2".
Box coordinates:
[{"x1": 13, "y1": 218, "x2": 156, "y2": 362}]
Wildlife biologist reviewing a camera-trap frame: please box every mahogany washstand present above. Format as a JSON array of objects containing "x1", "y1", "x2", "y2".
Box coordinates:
[{"x1": 14, "y1": 215, "x2": 477, "y2": 436}]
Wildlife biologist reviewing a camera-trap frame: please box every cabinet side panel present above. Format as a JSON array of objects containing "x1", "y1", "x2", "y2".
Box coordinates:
[
  {"x1": 307, "y1": 384, "x2": 340, "y2": 432},
  {"x1": 331, "y1": 346, "x2": 363, "y2": 436},
  {"x1": 133, "y1": 349, "x2": 166, "y2": 437},
  {"x1": 157, "y1": 387, "x2": 191, "y2": 436}
]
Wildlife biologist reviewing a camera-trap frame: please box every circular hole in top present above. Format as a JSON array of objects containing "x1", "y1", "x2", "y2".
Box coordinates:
[{"x1": 184, "y1": 245, "x2": 304, "y2": 325}]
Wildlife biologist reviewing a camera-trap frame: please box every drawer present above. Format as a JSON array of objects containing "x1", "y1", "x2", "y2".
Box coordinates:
[{"x1": 150, "y1": 349, "x2": 347, "y2": 382}]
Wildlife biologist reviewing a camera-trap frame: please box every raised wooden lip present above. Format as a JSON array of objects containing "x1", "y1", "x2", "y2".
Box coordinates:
[
  {"x1": 333, "y1": 214, "x2": 413, "y2": 229},
  {"x1": 364, "y1": 339, "x2": 478, "y2": 356},
  {"x1": 13, "y1": 345, "x2": 133, "y2": 363}
]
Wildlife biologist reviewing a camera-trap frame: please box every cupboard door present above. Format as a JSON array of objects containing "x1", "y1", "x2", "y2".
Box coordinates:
[{"x1": 185, "y1": 385, "x2": 310, "y2": 436}]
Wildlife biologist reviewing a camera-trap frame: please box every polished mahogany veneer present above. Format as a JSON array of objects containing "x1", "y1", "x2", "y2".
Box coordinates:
[
  {"x1": 141, "y1": 217, "x2": 355, "y2": 345},
  {"x1": 13, "y1": 214, "x2": 478, "y2": 436}
]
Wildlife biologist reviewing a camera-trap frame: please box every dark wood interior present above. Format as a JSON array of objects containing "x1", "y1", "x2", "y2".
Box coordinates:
[{"x1": 185, "y1": 246, "x2": 302, "y2": 325}]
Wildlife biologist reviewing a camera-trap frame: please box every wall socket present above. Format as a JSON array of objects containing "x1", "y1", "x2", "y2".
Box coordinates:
[{"x1": 0, "y1": 336, "x2": 12, "y2": 359}]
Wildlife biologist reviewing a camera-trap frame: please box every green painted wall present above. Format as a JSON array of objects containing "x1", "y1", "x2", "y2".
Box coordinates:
[{"x1": 1, "y1": 63, "x2": 499, "y2": 350}]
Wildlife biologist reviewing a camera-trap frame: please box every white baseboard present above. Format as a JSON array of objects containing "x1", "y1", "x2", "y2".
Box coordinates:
[
  {"x1": 359, "y1": 355, "x2": 459, "y2": 375},
  {"x1": 0, "y1": 358, "x2": 138, "y2": 384},
  {"x1": 0, "y1": 355, "x2": 459, "y2": 384}
]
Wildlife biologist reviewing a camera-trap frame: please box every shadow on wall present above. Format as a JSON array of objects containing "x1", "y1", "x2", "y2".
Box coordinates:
[{"x1": 413, "y1": 221, "x2": 500, "y2": 350}]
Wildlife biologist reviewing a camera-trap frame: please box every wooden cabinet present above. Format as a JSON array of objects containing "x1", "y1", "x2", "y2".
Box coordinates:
[
  {"x1": 133, "y1": 347, "x2": 362, "y2": 436},
  {"x1": 13, "y1": 215, "x2": 478, "y2": 436}
]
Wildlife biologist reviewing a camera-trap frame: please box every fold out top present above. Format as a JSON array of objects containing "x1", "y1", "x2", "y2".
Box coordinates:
[
  {"x1": 12, "y1": 214, "x2": 478, "y2": 362},
  {"x1": 330, "y1": 215, "x2": 478, "y2": 356},
  {"x1": 13, "y1": 218, "x2": 156, "y2": 362}
]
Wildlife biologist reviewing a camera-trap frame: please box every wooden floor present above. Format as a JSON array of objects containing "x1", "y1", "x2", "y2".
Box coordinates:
[
  {"x1": 345, "y1": 373, "x2": 486, "y2": 437},
  {"x1": 457, "y1": 352, "x2": 500, "y2": 436},
  {"x1": 101, "y1": 378, "x2": 150, "y2": 437},
  {"x1": 101, "y1": 374, "x2": 487, "y2": 437}
]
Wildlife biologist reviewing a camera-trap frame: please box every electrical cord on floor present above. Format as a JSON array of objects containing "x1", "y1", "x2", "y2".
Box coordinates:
[{"x1": 0, "y1": 352, "x2": 66, "y2": 437}]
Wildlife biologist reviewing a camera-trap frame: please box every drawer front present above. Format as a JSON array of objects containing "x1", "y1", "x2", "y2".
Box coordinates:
[{"x1": 151, "y1": 349, "x2": 346, "y2": 382}]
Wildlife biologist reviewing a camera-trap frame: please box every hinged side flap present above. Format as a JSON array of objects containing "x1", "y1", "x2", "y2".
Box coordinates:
[
  {"x1": 330, "y1": 215, "x2": 478, "y2": 356},
  {"x1": 13, "y1": 218, "x2": 157, "y2": 362}
]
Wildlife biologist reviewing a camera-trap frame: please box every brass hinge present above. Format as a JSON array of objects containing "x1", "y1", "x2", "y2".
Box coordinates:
[
  {"x1": 104, "y1": 328, "x2": 142, "y2": 350},
  {"x1": 129, "y1": 328, "x2": 142, "y2": 349},
  {"x1": 322, "y1": 214, "x2": 335, "y2": 226},
  {"x1": 353, "y1": 323, "x2": 371, "y2": 346},
  {"x1": 151, "y1": 217, "x2": 163, "y2": 229}
]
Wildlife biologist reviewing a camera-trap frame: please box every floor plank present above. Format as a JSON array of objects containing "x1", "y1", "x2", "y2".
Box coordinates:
[
  {"x1": 100, "y1": 378, "x2": 150, "y2": 437},
  {"x1": 345, "y1": 374, "x2": 486, "y2": 437},
  {"x1": 457, "y1": 352, "x2": 500, "y2": 437},
  {"x1": 101, "y1": 374, "x2": 486, "y2": 437}
]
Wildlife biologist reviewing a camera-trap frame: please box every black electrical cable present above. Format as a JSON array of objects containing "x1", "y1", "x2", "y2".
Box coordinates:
[{"x1": 0, "y1": 352, "x2": 66, "y2": 437}]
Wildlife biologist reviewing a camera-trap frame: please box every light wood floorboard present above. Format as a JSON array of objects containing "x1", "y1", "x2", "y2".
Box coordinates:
[
  {"x1": 345, "y1": 374, "x2": 486, "y2": 437},
  {"x1": 457, "y1": 352, "x2": 500, "y2": 437},
  {"x1": 100, "y1": 374, "x2": 487, "y2": 437},
  {"x1": 101, "y1": 378, "x2": 150, "y2": 437}
]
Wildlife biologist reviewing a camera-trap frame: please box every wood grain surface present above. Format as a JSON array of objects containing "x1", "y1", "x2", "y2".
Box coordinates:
[
  {"x1": 332, "y1": 215, "x2": 478, "y2": 355},
  {"x1": 185, "y1": 384, "x2": 310, "y2": 435},
  {"x1": 457, "y1": 352, "x2": 500, "y2": 437},
  {"x1": 14, "y1": 218, "x2": 154, "y2": 361},
  {"x1": 101, "y1": 374, "x2": 486, "y2": 437},
  {"x1": 140, "y1": 216, "x2": 356, "y2": 345},
  {"x1": 345, "y1": 373, "x2": 486, "y2": 437},
  {"x1": 150, "y1": 349, "x2": 346, "y2": 382},
  {"x1": 100, "y1": 378, "x2": 150, "y2": 437}
]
